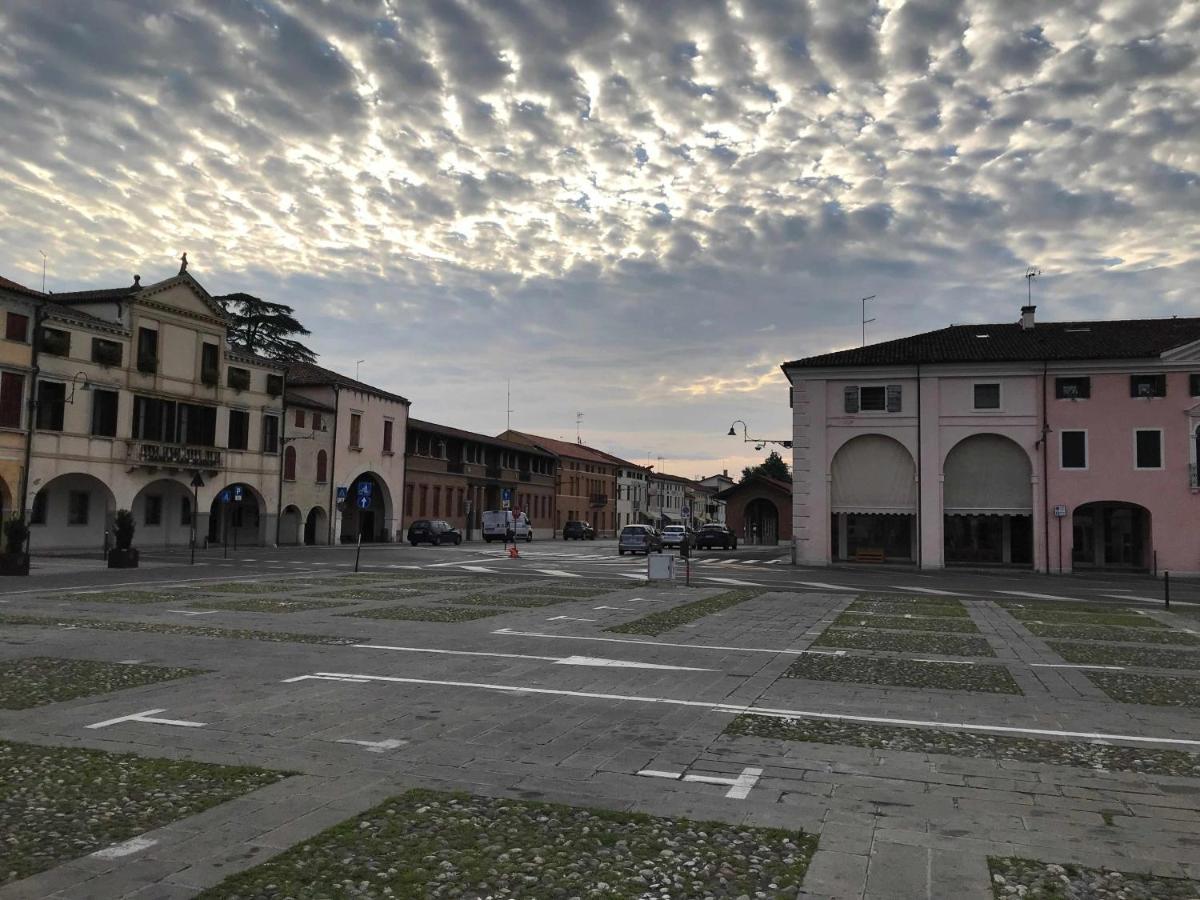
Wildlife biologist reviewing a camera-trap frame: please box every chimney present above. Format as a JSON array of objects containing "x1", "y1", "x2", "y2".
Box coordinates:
[
  {"x1": 132, "y1": 274, "x2": 141, "y2": 288},
  {"x1": 722, "y1": 469, "x2": 728, "y2": 478},
  {"x1": 1020, "y1": 305, "x2": 1036, "y2": 331}
]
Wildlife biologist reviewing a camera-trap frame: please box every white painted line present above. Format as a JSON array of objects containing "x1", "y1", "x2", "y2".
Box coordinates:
[
  {"x1": 997, "y1": 590, "x2": 1079, "y2": 601},
  {"x1": 682, "y1": 766, "x2": 763, "y2": 799},
  {"x1": 556, "y1": 656, "x2": 713, "y2": 672},
  {"x1": 1031, "y1": 663, "x2": 1125, "y2": 671},
  {"x1": 794, "y1": 581, "x2": 858, "y2": 591},
  {"x1": 165, "y1": 609, "x2": 221, "y2": 616},
  {"x1": 637, "y1": 769, "x2": 682, "y2": 780},
  {"x1": 281, "y1": 674, "x2": 371, "y2": 684},
  {"x1": 493, "y1": 627, "x2": 803, "y2": 655},
  {"x1": 890, "y1": 586, "x2": 963, "y2": 596},
  {"x1": 91, "y1": 836, "x2": 157, "y2": 859},
  {"x1": 702, "y1": 577, "x2": 763, "y2": 587},
  {"x1": 336, "y1": 738, "x2": 406, "y2": 753},
  {"x1": 86, "y1": 708, "x2": 207, "y2": 730},
  {"x1": 616, "y1": 572, "x2": 648, "y2": 580},
  {"x1": 1100, "y1": 594, "x2": 1161, "y2": 603},
  {"x1": 295, "y1": 672, "x2": 1200, "y2": 748},
  {"x1": 547, "y1": 615, "x2": 597, "y2": 622},
  {"x1": 458, "y1": 565, "x2": 499, "y2": 573},
  {"x1": 537, "y1": 569, "x2": 582, "y2": 578},
  {"x1": 355, "y1": 644, "x2": 559, "y2": 662},
  {"x1": 593, "y1": 605, "x2": 625, "y2": 610}
]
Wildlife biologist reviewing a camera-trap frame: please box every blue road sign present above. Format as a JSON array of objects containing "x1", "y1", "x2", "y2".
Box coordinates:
[
  {"x1": 219, "y1": 490, "x2": 231, "y2": 504},
  {"x1": 501, "y1": 488, "x2": 512, "y2": 503},
  {"x1": 233, "y1": 485, "x2": 244, "y2": 502},
  {"x1": 336, "y1": 486, "x2": 348, "y2": 501},
  {"x1": 357, "y1": 481, "x2": 373, "y2": 497},
  {"x1": 356, "y1": 495, "x2": 370, "y2": 510}
]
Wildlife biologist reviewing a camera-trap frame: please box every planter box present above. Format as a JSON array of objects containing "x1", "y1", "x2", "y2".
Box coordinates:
[
  {"x1": 107, "y1": 548, "x2": 140, "y2": 569},
  {"x1": 0, "y1": 553, "x2": 29, "y2": 576}
]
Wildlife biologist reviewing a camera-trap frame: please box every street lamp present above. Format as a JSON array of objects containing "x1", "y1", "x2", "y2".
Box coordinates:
[{"x1": 726, "y1": 420, "x2": 792, "y2": 450}]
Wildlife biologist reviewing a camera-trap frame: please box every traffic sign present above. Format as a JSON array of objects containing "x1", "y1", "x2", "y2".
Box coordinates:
[
  {"x1": 1053, "y1": 505, "x2": 1068, "y2": 518},
  {"x1": 219, "y1": 490, "x2": 231, "y2": 504},
  {"x1": 233, "y1": 485, "x2": 244, "y2": 502},
  {"x1": 336, "y1": 486, "x2": 348, "y2": 501},
  {"x1": 501, "y1": 488, "x2": 512, "y2": 503},
  {"x1": 681, "y1": 505, "x2": 691, "y2": 518},
  {"x1": 357, "y1": 481, "x2": 373, "y2": 497},
  {"x1": 356, "y1": 495, "x2": 371, "y2": 510}
]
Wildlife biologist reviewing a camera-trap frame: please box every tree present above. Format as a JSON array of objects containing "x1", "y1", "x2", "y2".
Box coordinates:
[
  {"x1": 741, "y1": 450, "x2": 790, "y2": 483},
  {"x1": 216, "y1": 292, "x2": 318, "y2": 364}
]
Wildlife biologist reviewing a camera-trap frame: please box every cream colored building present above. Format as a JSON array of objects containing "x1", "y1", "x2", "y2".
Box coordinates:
[
  {"x1": 0, "y1": 277, "x2": 36, "y2": 521},
  {"x1": 277, "y1": 392, "x2": 336, "y2": 545}
]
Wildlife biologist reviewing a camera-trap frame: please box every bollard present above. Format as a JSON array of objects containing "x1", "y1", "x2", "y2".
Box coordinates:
[
  {"x1": 1164, "y1": 570, "x2": 1170, "y2": 610},
  {"x1": 354, "y1": 532, "x2": 363, "y2": 572}
]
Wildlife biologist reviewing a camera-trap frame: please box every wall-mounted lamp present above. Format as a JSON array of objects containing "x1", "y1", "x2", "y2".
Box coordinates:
[
  {"x1": 65, "y1": 371, "x2": 92, "y2": 404},
  {"x1": 726, "y1": 419, "x2": 792, "y2": 449}
]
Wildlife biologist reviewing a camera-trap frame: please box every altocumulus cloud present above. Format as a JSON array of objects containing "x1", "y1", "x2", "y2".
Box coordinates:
[{"x1": 0, "y1": 0, "x2": 1197, "y2": 475}]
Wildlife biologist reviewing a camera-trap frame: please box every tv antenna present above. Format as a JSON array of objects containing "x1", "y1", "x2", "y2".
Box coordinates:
[
  {"x1": 506, "y1": 380, "x2": 513, "y2": 431},
  {"x1": 1024, "y1": 266, "x2": 1041, "y2": 304},
  {"x1": 575, "y1": 411, "x2": 584, "y2": 444},
  {"x1": 39, "y1": 250, "x2": 47, "y2": 293},
  {"x1": 861, "y1": 295, "x2": 876, "y2": 346}
]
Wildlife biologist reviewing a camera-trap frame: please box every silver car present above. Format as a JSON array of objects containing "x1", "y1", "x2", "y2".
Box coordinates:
[{"x1": 660, "y1": 525, "x2": 689, "y2": 549}]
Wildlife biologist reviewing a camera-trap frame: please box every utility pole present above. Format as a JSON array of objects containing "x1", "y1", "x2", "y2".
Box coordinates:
[{"x1": 861, "y1": 295, "x2": 876, "y2": 347}]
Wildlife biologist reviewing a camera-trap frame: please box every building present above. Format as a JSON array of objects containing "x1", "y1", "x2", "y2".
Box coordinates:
[
  {"x1": 647, "y1": 471, "x2": 690, "y2": 525},
  {"x1": 611, "y1": 459, "x2": 651, "y2": 530},
  {"x1": 686, "y1": 480, "x2": 725, "y2": 525},
  {"x1": 783, "y1": 305, "x2": 1200, "y2": 574},
  {"x1": 0, "y1": 278, "x2": 36, "y2": 522},
  {"x1": 718, "y1": 475, "x2": 792, "y2": 544},
  {"x1": 698, "y1": 470, "x2": 735, "y2": 494},
  {"x1": 4, "y1": 264, "x2": 287, "y2": 550},
  {"x1": 403, "y1": 419, "x2": 556, "y2": 539},
  {"x1": 498, "y1": 431, "x2": 618, "y2": 537},
  {"x1": 283, "y1": 362, "x2": 409, "y2": 543},
  {"x1": 277, "y1": 391, "x2": 336, "y2": 545}
]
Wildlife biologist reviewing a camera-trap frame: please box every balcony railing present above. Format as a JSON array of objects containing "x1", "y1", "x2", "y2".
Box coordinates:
[
  {"x1": 1191, "y1": 463, "x2": 1198, "y2": 490},
  {"x1": 446, "y1": 459, "x2": 465, "y2": 474},
  {"x1": 485, "y1": 464, "x2": 503, "y2": 479},
  {"x1": 589, "y1": 493, "x2": 608, "y2": 508},
  {"x1": 127, "y1": 440, "x2": 222, "y2": 470},
  {"x1": 519, "y1": 470, "x2": 532, "y2": 482}
]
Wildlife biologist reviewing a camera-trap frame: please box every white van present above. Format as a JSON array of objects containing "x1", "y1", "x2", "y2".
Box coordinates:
[{"x1": 482, "y1": 509, "x2": 532, "y2": 543}]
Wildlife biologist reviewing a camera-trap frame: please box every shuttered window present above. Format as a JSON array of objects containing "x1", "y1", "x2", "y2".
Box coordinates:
[
  {"x1": 0, "y1": 371, "x2": 23, "y2": 428},
  {"x1": 843, "y1": 386, "x2": 859, "y2": 413},
  {"x1": 845, "y1": 385, "x2": 902, "y2": 413}
]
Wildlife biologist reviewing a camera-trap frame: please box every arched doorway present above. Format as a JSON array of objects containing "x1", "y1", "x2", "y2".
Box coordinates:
[
  {"x1": 0, "y1": 475, "x2": 10, "y2": 522},
  {"x1": 28, "y1": 473, "x2": 117, "y2": 551},
  {"x1": 279, "y1": 505, "x2": 302, "y2": 545},
  {"x1": 1072, "y1": 502, "x2": 1151, "y2": 570},
  {"x1": 131, "y1": 478, "x2": 194, "y2": 548},
  {"x1": 829, "y1": 434, "x2": 917, "y2": 562},
  {"x1": 207, "y1": 482, "x2": 266, "y2": 546},
  {"x1": 340, "y1": 471, "x2": 392, "y2": 543},
  {"x1": 744, "y1": 498, "x2": 779, "y2": 545},
  {"x1": 304, "y1": 506, "x2": 328, "y2": 545},
  {"x1": 943, "y1": 434, "x2": 1033, "y2": 566}
]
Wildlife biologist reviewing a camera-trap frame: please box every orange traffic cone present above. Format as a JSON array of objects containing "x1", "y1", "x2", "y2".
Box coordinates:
[{"x1": 508, "y1": 544, "x2": 520, "y2": 559}]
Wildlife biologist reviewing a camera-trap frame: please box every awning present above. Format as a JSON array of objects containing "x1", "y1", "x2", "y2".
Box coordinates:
[
  {"x1": 831, "y1": 435, "x2": 917, "y2": 514},
  {"x1": 943, "y1": 434, "x2": 1032, "y2": 515}
]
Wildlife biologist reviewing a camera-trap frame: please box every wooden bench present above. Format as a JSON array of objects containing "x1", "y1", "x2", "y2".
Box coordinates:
[{"x1": 854, "y1": 548, "x2": 886, "y2": 563}]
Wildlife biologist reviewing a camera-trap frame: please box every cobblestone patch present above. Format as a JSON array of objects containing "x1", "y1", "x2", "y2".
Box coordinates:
[
  {"x1": 0, "y1": 614, "x2": 360, "y2": 645},
  {"x1": 0, "y1": 740, "x2": 286, "y2": 885},
  {"x1": 60, "y1": 591, "x2": 188, "y2": 604},
  {"x1": 1086, "y1": 671, "x2": 1200, "y2": 708},
  {"x1": 497, "y1": 584, "x2": 617, "y2": 599},
  {"x1": 192, "y1": 598, "x2": 355, "y2": 613},
  {"x1": 1023, "y1": 622, "x2": 1200, "y2": 646},
  {"x1": 813, "y1": 628, "x2": 996, "y2": 657},
  {"x1": 786, "y1": 654, "x2": 1022, "y2": 694},
  {"x1": 435, "y1": 593, "x2": 575, "y2": 608},
  {"x1": 196, "y1": 788, "x2": 817, "y2": 900},
  {"x1": 847, "y1": 598, "x2": 970, "y2": 619},
  {"x1": 1048, "y1": 642, "x2": 1200, "y2": 670},
  {"x1": 197, "y1": 581, "x2": 320, "y2": 594},
  {"x1": 724, "y1": 715, "x2": 1200, "y2": 777},
  {"x1": 1002, "y1": 606, "x2": 1163, "y2": 629},
  {"x1": 987, "y1": 856, "x2": 1199, "y2": 899},
  {"x1": 832, "y1": 611, "x2": 981, "y2": 633},
  {"x1": 342, "y1": 605, "x2": 508, "y2": 622},
  {"x1": 0, "y1": 657, "x2": 204, "y2": 710},
  {"x1": 606, "y1": 590, "x2": 763, "y2": 636},
  {"x1": 307, "y1": 587, "x2": 432, "y2": 601}
]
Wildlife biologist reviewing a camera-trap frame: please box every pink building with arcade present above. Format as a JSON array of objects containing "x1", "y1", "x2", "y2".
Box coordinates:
[{"x1": 782, "y1": 306, "x2": 1200, "y2": 575}]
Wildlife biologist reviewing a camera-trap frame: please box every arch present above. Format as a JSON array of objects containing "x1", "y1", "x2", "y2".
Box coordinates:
[
  {"x1": 1071, "y1": 501, "x2": 1152, "y2": 571},
  {"x1": 830, "y1": 434, "x2": 917, "y2": 562},
  {"x1": 743, "y1": 497, "x2": 779, "y2": 545},
  {"x1": 206, "y1": 482, "x2": 267, "y2": 546},
  {"x1": 340, "y1": 471, "x2": 393, "y2": 543},
  {"x1": 279, "y1": 504, "x2": 303, "y2": 545},
  {"x1": 304, "y1": 506, "x2": 328, "y2": 545},
  {"x1": 943, "y1": 433, "x2": 1033, "y2": 565},
  {"x1": 131, "y1": 478, "x2": 195, "y2": 548},
  {"x1": 283, "y1": 445, "x2": 297, "y2": 481},
  {"x1": 316, "y1": 449, "x2": 328, "y2": 483},
  {"x1": 0, "y1": 474, "x2": 11, "y2": 522},
  {"x1": 27, "y1": 472, "x2": 117, "y2": 551}
]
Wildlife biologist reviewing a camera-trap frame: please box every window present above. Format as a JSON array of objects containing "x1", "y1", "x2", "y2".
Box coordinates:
[
  {"x1": 6, "y1": 313, "x2": 29, "y2": 342},
  {"x1": 262, "y1": 414, "x2": 279, "y2": 453},
  {"x1": 176, "y1": 403, "x2": 217, "y2": 446},
  {"x1": 35, "y1": 381, "x2": 65, "y2": 431},
  {"x1": 844, "y1": 384, "x2": 902, "y2": 413},
  {"x1": 67, "y1": 490, "x2": 89, "y2": 525},
  {"x1": 136, "y1": 327, "x2": 158, "y2": 373},
  {"x1": 201, "y1": 343, "x2": 220, "y2": 385},
  {"x1": 312, "y1": 412, "x2": 323, "y2": 432},
  {"x1": 294, "y1": 408, "x2": 305, "y2": 428},
  {"x1": 859, "y1": 386, "x2": 886, "y2": 411},
  {"x1": 228, "y1": 410, "x2": 249, "y2": 450},
  {"x1": 181, "y1": 495, "x2": 192, "y2": 527},
  {"x1": 432, "y1": 486, "x2": 441, "y2": 517},
  {"x1": 405, "y1": 483, "x2": 414, "y2": 517},
  {"x1": 283, "y1": 445, "x2": 297, "y2": 480},
  {"x1": 30, "y1": 489, "x2": 47, "y2": 525},
  {"x1": 0, "y1": 371, "x2": 23, "y2": 428},
  {"x1": 91, "y1": 337, "x2": 122, "y2": 367},
  {"x1": 90, "y1": 389, "x2": 118, "y2": 437},
  {"x1": 266, "y1": 373, "x2": 284, "y2": 396},
  {"x1": 1134, "y1": 429, "x2": 1163, "y2": 469},
  {"x1": 41, "y1": 327, "x2": 71, "y2": 357},
  {"x1": 316, "y1": 449, "x2": 328, "y2": 483},
  {"x1": 973, "y1": 383, "x2": 1001, "y2": 410},
  {"x1": 144, "y1": 495, "x2": 163, "y2": 526},
  {"x1": 1060, "y1": 430, "x2": 1087, "y2": 469},
  {"x1": 383, "y1": 419, "x2": 394, "y2": 453},
  {"x1": 1055, "y1": 377, "x2": 1091, "y2": 399},
  {"x1": 1130, "y1": 374, "x2": 1166, "y2": 398},
  {"x1": 349, "y1": 412, "x2": 362, "y2": 448},
  {"x1": 419, "y1": 484, "x2": 427, "y2": 516},
  {"x1": 1191, "y1": 374, "x2": 1200, "y2": 397},
  {"x1": 227, "y1": 367, "x2": 250, "y2": 391}
]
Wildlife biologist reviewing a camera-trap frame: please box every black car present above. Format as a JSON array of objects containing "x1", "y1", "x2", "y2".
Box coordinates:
[
  {"x1": 694, "y1": 523, "x2": 737, "y2": 550},
  {"x1": 407, "y1": 519, "x2": 462, "y2": 546},
  {"x1": 563, "y1": 520, "x2": 595, "y2": 540},
  {"x1": 618, "y1": 524, "x2": 662, "y2": 555}
]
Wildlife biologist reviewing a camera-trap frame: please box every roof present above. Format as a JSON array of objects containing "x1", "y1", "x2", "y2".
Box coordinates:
[
  {"x1": 283, "y1": 391, "x2": 337, "y2": 413},
  {"x1": 716, "y1": 474, "x2": 792, "y2": 500},
  {"x1": 0, "y1": 275, "x2": 43, "y2": 298},
  {"x1": 285, "y1": 361, "x2": 411, "y2": 406},
  {"x1": 50, "y1": 284, "x2": 142, "y2": 302},
  {"x1": 783, "y1": 317, "x2": 1200, "y2": 370},
  {"x1": 409, "y1": 418, "x2": 555, "y2": 457},
  {"x1": 499, "y1": 430, "x2": 619, "y2": 466},
  {"x1": 0, "y1": 276, "x2": 126, "y2": 332}
]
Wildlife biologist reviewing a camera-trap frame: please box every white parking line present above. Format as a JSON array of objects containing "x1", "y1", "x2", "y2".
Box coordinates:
[
  {"x1": 336, "y1": 738, "x2": 407, "y2": 753},
  {"x1": 997, "y1": 590, "x2": 1079, "y2": 601},
  {"x1": 91, "y1": 837, "x2": 157, "y2": 859},
  {"x1": 702, "y1": 577, "x2": 763, "y2": 587},
  {"x1": 493, "y1": 627, "x2": 803, "y2": 654},
  {"x1": 637, "y1": 766, "x2": 763, "y2": 799},
  {"x1": 86, "y1": 708, "x2": 207, "y2": 730},
  {"x1": 890, "y1": 586, "x2": 963, "y2": 596},
  {"x1": 794, "y1": 581, "x2": 858, "y2": 591},
  {"x1": 353, "y1": 643, "x2": 713, "y2": 671},
  {"x1": 537, "y1": 569, "x2": 583, "y2": 578}
]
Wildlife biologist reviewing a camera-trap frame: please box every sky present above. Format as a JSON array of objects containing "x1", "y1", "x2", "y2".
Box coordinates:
[{"x1": 0, "y1": 0, "x2": 1197, "y2": 480}]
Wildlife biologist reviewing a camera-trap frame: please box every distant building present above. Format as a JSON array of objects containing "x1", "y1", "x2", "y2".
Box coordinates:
[
  {"x1": 698, "y1": 470, "x2": 735, "y2": 494},
  {"x1": 610, "y1": 459, "x2": 651, "y2": 531},
  {"x1": 718, "y1": 476, "x2": 792, "y2": 545},
  {"x1": 499, "y1": 431, "x2": 617, "y2": 537},
  {"x1": 0, "y1": 277, "x2": 36, "y2": 522}
]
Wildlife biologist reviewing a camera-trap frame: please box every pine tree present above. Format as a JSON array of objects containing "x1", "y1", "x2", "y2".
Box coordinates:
[
  {"x1": 741, "y1": 450, "x2": 790, "y2": 483},
  {"x1": 216, "y1": 292, "x2": 318, "y2": 363}
]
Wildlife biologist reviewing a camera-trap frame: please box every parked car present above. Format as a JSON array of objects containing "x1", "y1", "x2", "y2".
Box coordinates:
[
  {"x1": 563, "y1": 520, "x2": 595, "y2": 540},
  {"x1": 618, "y1": 525, "x2": 662, "y2": 555},
  {"x1": 482, "y1": 509, "x2": 533, "y2": 543},
  {"x1": 661, "y1": 524, "x2": 690, "y2": 549},
  {"x1": 694, "y1": 523, "x2": 738, "y2": 550},
  {"x1": 407, "y1": 519, "x2": 462, "y2": 546}
]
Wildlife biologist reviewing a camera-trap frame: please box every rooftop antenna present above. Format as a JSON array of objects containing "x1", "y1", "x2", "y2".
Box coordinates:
[
  {"x1": 575, "y1": 411, "x2": 584, "y2": 444},
  {"x1": 861, "y1": 295, "x2": 876, "y2": 346},
  {"x1": 506, "y1": 380, "x2": 513, "y2": 431},
  {"x1": 1025, "y1": 266, "x2": 1041, "y2": 304},
  {"x1": 39, "y1": 250, "x2": 46, "y2": 293},
  {"x1": 355, "y1": 359, "x2": 365, "y2": 380}
]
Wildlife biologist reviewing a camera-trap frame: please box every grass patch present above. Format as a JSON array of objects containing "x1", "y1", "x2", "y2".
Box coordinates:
[
  {"x1": 198, "y1": 580, "x2": 322, "y2": 594},
  {"x1": 846, "y1": 599, "x2": 970, "y2": 619},
  {"x1": 1086, "y1": 671, "x2": 1200, "y2": 708},
  {"x1": 193, "y1": 598, "x2": 353, "y2": 613},
  {"x1": 498, "y1": 584, "x2": 617, "y2": 599},
  {"x1": 0, "y1": 657, "x2": 204, "y2": 710},
  {"x1": 1003, "y1": 606, "x2": 1163, "y2": 629},
  {"x1": 786, "y1": 654, "x2": 1021, "y2": 694},
  {"x1": 858, "y1": 593, "x2": 964, "y2": 606},
  {"x1": 0, "y1": 614, "x2": 359, "y2": 645},
  {"x1": 832, "y1": 612, "x2": 980, "y2": 633},
  {"x1": 437, "y1": 593, "x2": 574, "y2": 608},
  {"x1": 1048, "y1": 642, "x2": 1200, "y2": 670},
  {"x1": 61, "y1": 591, "x2": 186, "y2": 604},
  {"x1": 304, "y1": 587, "x2": 431, "y2": 601},
  {"x1": 1023, "y1": 621, "x2": 1200, "y2": 646},
  {"x1": 0, "y1": 740, "x2": 285, "y2": 885},
  {"x1": 987, "y1": 857, "x2": 1199, "y2": 900},
  {"x1": 813, "y1": 628, "x2": 996, "y2": 657},
  {"x1": 606, "y1": 590, "x2": 762, "y2": 636},
  {"x1": 196, "y1": 788, "x2": 817, "y2": 900},
  {"x1": 343, "y1": 605, "x2": 507, "y2": 622},
  {"x1": 724, "y1": 715, "x2": 1200, "y2": 777}
]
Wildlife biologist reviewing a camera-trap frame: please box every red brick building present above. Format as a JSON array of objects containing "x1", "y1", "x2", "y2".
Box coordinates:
[
  {"x1": 717, "y1": 475, "x2": 793, "y2": 545},
  {"x1": 498, "y1": 430, "x2": 618, "y2": 538}
]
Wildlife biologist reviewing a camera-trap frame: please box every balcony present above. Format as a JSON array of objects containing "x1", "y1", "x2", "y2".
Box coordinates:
[
  {"x1": 1191, "y1": 463, "x2": 1198, "y2": 490},
  {"x1": 485, "y1": 464, "x2": 503, "y2": 480},
  {"x1": 447, "y1": 459, "x2": 465, "y2": 475},
  {"x1": 589, "y1": 493, "x2": 608, "y2": 508},
  {"x1": 127, "y1": 440, "x2": 222, "y2": 471},
  {"x1": 518, "y1": 470, "x2": 532, "y2": 482}
]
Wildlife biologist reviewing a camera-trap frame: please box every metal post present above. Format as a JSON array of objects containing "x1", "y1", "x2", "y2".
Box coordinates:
[
  {"x1": 354, "y1": 532, "x2": 362, "y2": 573},
  {"x1": 1164, "y1": 571, "x2": 1170, "y2": 610},
  {"x1": 1057, "y1": 517, "x2": 1062, "y2": 575},
  {"x1": 223, "y1": 503, "x2": 228, "y2": 559},
  {"x1": 190, "y1": 483, "x2": 198, "y2": 565}
]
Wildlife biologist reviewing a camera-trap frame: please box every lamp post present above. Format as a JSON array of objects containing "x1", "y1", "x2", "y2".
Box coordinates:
[{"x1": 726, "y1": 420, "x2": 792, "y2": 450}]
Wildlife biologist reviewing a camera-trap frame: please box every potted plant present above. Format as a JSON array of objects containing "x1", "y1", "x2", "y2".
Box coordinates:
[
  {"x1": 0, "y1": 517, "x2": 30, "y2": 576},
  {"x1": 107, "y1": 509, "x2": 139, "y2": 568}
]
